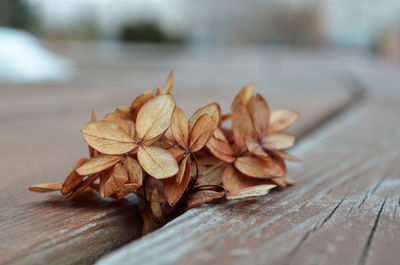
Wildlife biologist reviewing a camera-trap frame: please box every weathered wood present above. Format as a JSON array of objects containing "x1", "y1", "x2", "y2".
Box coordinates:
[
  {"x1": 0, "y1": 43, "x2": 360, "y2": 265},
  {"x1": 97, "y1": 74, "x2": 400, "y2": 265}
]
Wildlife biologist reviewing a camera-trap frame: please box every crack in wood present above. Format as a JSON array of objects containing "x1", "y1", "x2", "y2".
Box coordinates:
[
  {"x1": 347, "y1": 202, "x2": 355, "y2": 216},
  {"x1": 318, "y1": 196, "x2": 346, "y2": 229},
  {"x1": 358, "y1": 192, "x2": 369, "y2": 209},
  {"x1": 358, "y1": 198, "x2": 387, "y2": 265},
  {"x1": 371, "y1": 175, "x2": 387, "y2": 194},
  {"x1": 394, "y1": 205, "x2": 397, "y2": 219}
]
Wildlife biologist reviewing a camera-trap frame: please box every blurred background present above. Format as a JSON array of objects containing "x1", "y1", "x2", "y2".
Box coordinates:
[{"x1": 1, "y1": 0, "x2": 400, "y2": 84}]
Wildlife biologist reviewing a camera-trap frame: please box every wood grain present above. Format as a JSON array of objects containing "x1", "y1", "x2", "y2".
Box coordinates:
[
  {"x1": 0, "y1": 42, "x2": 365, "y2": 265},
  {"x1": 97, "y1": 69, "x2": 400, "y2": 265}
]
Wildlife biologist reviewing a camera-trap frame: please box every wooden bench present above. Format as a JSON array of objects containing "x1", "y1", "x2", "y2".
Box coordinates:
[{"x1": 1, "y1": 42, "x2": 398, "y2": 265}]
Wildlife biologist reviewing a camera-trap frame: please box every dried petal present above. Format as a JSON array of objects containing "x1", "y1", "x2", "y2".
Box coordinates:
[
  {"x1": 189, "y1": 114, "x2": 217, "y2": 152},
  {"x1": 65, "y1": 173, "x2": 100, "y2": 200},
  {"x1": 222, "y1": 164, "x2": 255, "y2": 193},
  {"x1": 137, "y1": 145, "x2": 179, "y2": 179},
  {"x1": 124, "y1": 157, "x2": 143, "y2": 186},
  {"x1": 136, "y1": 95, "x2": 176, "y2": 141},
  {"x1": 130, "y1": 90, "x2": 154, "y2": 120},
  {"x1": 100, "y1": 163, "x2": 129, "y2": 198},
  {"x1": 206, "y1": 136, "x2": 235, "y2": 163},
  {"x1": 176, "y1": 156, "x2": 189, "y2": 184},
  {"x1": 231, "y1": 102, "x2": 255, "y2": 152},
  {"x1": 189, "y1": 103, "x2": 220, "y2": 130},
  {"x1": 268, "y1": 109, "x2": 299, "y2": 133},
  {"x1": 171, "y1": 107, "x2": 189, "y2": 147},
  {"x1": 245, "y1": 135, "x2": 269, "y2": 159},
  {"x1": 29, "y1": 182, "x2": 63, "y2": 193},
  {"x1": 150, "y1": 189, "x2": 163, "y2": 219},
  {"x1": 261, "y1": 133, "x2": 296, "y2": 150},
  {"x1": 61, "y1": 158, "x2": 89, "y2": 195},
  {"x1": 168, "y1": 146, "x2": 186, "y2": 161},
  {"x1": 249, "y1": 94, "x2": 270, "y2": 138},
  {"x1": 76, "y1": 154, "x2": 121, "y2": 175},
  {"x1": 196, "y1": 157, "x2": 225, "y2": 186},
  {"x1": 274, "y1": 150, "x2": 300, "y2": 162},
  {"x1": 164, "y1": 160, "x2": 191, "y2": 206},
  {"x1": 104, "y1": 113, "x2": 130, "y2": 133},
  {"x1": 232, "y1": 83, "x2": 254, "y2": 107},
  {"x1": 113, "y1": 106, "x2": 132, "y2": 120},
  {"x1": 115, "y1": 183, "x2": 141, "y2": 199},
  {"x1": 161, "y1": 70, "x2": 175, "y2": 94},
  {"x1": 81, "y1": 120, "x2": 136, "y2": 155},
  {"x1": 187, "y1": 190, "x2": 225, "y2": 210},
  {"x1": 227, "y1": 184, "x2": 276, "y2": 200},
  {"x1": 234, "y1": 155, "x2": 284, "y2": 179}
]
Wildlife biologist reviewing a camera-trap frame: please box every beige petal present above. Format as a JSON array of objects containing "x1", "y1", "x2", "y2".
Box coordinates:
[
  {"x1": 234, "y1": 155, "x2": 284, "y2": 179},
  {"x1": 196, "y1": 157, "x2": 225, "y2": 186},
  {"x1": 262, "y1": 133, "x2": 296, "y2": 150},
  {"x1": 61, "y1": 158, "x2": 89, "y2": 195},
  {"x1": 99, "y1": 163, "x2": 129, "y2": 198},
  {"x1": 136, "y1": 95, "x2": 176, "y2": 141},
  {"x1": 189, "y1": 114, "x2": 217, "y2": 152},
  {"x1": 161, "y1": 70, "x2": 175, "y2": 94},
  {"x1": 137, "y1": 145, "x2": 179, "y2": 179},
  {"x1": 274, "y1": 150, "x2": 300, "y2": 162},
  {"x1": 171, "y1": 107, "x2": 189, "y2": 147},
  {"x1": 231, "y1": 102, "x2": 255, "y2": 152},
  {"x1": 206, "y1": 136, "x2": 235, "y2": 163},
  {"x1": 232, "y1": 83, "x2": 254, "y2": 107},
  {"x1": 150, "y1": 189, "x2": 163, "y2": 219},
  {"x1": 187, "y1": 190, "x2": 225, "y2": 210},
  {"x1": 104, "y1": 113, "x2": 131, "y2": 133},
  {"x1": 81, "y1": 120, "x2": 136, "y2": 155},
  {"x1": 227, "y1": 184, "x2": 276, "y2": 200},
  {"x1": 164, "y1": 160, "x2": 191, "y2": 206},
  {"x1": 248, "y1": 94, "x2": 270, "y2": 138},
  {"x1": 130, "y1": 90, "x2": 154, "y2": 121},
  {"x1": 29, "y1": 182, "x2": 63, "y2": 193},
  {"x1": 245, "y1": 135, "x2": 270, "y2": 159},
  {"x1": 76, "y1": 154, "x2": 121, "y2": 175},
  {"x1": 222, "y1": 164, "x2": 255, "y2": 193},
  {"x1": 268, "y1": 109, "x2": 299, "y2": 133},
  {"x1": 188, "y1": 103, "x2": 220, "y2": 130}
]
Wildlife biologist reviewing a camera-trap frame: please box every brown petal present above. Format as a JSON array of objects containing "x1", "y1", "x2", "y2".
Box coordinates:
[
  {"x1": 61, "y1": 158, "x2": 89, "y2": 195},
  {"x1": 113, "y1": 106, "x2": 132, "y2": 120},
  {"x1": 248, "y1": 94, "x2": 270, "y2": 138},
  {"x1": 65, "y1": 173, "x2": 100, "y2": 200},
  {"x1": 130, "y1": 90, "x2": 154, "y2": 121},
  {"x1": 104, "y1": 113, "x2": 130, "y2": 133},
  {"x1": 196, "y1": 157, "x2": 225, "y2": 186},
  {"x1": 268, "y1": 109, "x2": 299, "y2": 133},
  {"x1": 222, "y1": 164, "x2": 255, "y2": 193},
  {"x1": 176, "y1": 156, "x2": 189, "y2": 184},
  {"x1": 137, "y1": 145, "x2": 179, "y2": 179},
  {"x1": 232, "y1": 83, "x2": 254, "y2": 107},
  {"x1": 136, "y1": 95, "x2": 176, "y2": 141},
  {"x1": 234, "y1": 155, "x2": 284, "y2": 179},
  {"x1": 29, "y1": 182, "x2": 63, "y2": 193},
  {"x1": 189, "y1": 114, "x2": 217, "y2": 152},
  {"x1": 150, "y1": 189, "x2": 163, "y2": 219},
  {"x1": 76, "y1": 154, "x2": 121, "y2": 175},
  {"x1": 245, "y1": 135, "x2": 269, "y2": 159},
  {"x1": 115, "y1": 183, "x2": 141, "y2": 200},
  {"x1": 124, "y1": 157, "x2": 143, "y2": 185},
  {"x1": 99, "y1": 163, "x2": 128, "y2": 198},
  {"x1": 171, "y1": 107, "x2": 189, "y2": 147},
  {"x1": 161, "y1": 70, "x2": 175, "y2": 94},
  {"x1": 187, "y1": 190, "x2": 225, "y2": 210},
  {"x1": 261, "y1": 133, "x2": 296, "y2": 150},
  {"x1": 227, "y1": 184, "x2": 276, "y2": 200},
  {"x1": 164, "y1": 160, "x2": 191, "y2": 206},
  {"x1": 188, "y1": 103, "x2": 220, "y2": 130},
  {"x1": 231, "y1": 102, "x2": 255, "y2": 152},
  {"x1": 168, "y1": 146, "x2": 186, "y2": 161},
  {"x1": 206, "y1": 136, "x2": 235, "y2": 163},
  {"x1": 81, "y1": 120, "x2": 136, "y2": 155}
]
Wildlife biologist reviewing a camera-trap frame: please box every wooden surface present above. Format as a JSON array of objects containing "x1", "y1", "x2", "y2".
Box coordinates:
[{"x1": 0, "y1": 42, "x2": 398, "y2": 265}]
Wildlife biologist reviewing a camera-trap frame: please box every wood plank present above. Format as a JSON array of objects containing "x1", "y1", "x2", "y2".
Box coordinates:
[
  {"x1": 97, "y1": 74, "x2": 400, "y2": 265},
  {"x1": 0, "y1": 44, "x2": 356, "y2": 265}
]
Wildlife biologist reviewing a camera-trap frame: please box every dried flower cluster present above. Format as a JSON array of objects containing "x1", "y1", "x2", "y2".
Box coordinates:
[{"x1": 29, "y1": 71, "x2": 299, "y2": 234}]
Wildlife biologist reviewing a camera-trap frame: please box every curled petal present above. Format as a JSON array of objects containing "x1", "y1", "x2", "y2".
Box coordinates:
[
  {"x1": 232, "y1": 83, "x2": 254, "y2": 107},
  {"x1": 248, "y1": 94, "x2": 270, "y2": 138},
  {"x1": 262, "y1": 133, "x2": 296, "y2": 150},
  {"x1": 189, "y1": 103, "x2": 221, "y2": 130},
  {"x1": 189, "y1": 114, "x2": 217, "y2": 152},
  {"x1": 227, "y1": 184, "x2": 276, "y2": 200},
  {"x1": 29, "y1": 182, "x2": 63, "y2": 193},
  {"x1": 171, "y1": 107, "x2": 189, "y2": 147},
  {"x1": 231, "y1": 102, "x2": 255, "y2": 152},
  {"x1": 187, "y1": 190, "x2": 225, "y2": 210},
  {"x1": 164, "y1": 160, "x2": 191, "y2": 206},
  {"x1": 61, "y1": 158, "x2": 89, "y2": 195},
  {"x1": 268, "y1": 109, "x2": 299, "y2": 133}
]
